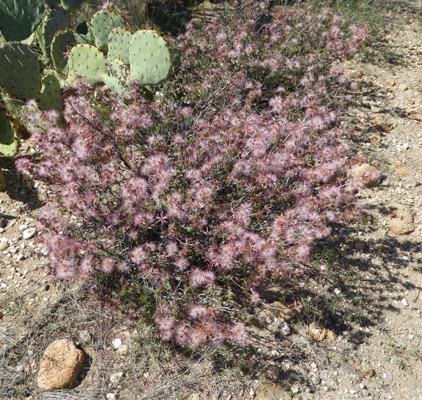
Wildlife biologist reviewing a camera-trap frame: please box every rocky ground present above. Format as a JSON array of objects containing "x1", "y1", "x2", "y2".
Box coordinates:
[{"x1": 1, "y1": 1, "x2": 422, "y2": 399}]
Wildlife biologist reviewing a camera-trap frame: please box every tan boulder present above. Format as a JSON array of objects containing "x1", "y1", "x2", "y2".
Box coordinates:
[
  {"x1": 352, "y1": 164, "x2": 381, "y2": 187},
  {"x1": 271, "y1": 301, "x2": 298, "y2": 322},
  {"x1": 37, "y1": 339, "x2": 85, "y2": 391},
  {"x1": 309, "y1": 321, "x2": 327, "y2": 342},
  {"x1": 370, "y1": 115, "x2": 393, "y2": 132}
]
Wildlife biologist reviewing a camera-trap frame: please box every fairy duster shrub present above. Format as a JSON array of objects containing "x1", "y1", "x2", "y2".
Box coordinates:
[{"x1": 16, "y1": 0, "x2": 369, "y2": 346}]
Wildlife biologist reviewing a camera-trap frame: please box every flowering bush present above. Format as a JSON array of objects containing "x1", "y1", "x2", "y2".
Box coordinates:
[{"x1": 16, "y1": 0, "x2": 369, "y2": 345}]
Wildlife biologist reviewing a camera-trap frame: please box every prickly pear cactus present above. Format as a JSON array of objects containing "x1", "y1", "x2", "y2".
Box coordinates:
[
  {"x1": 51, "y1": 30, "x2": 76, "y2": 70},
  {"x1": 0, "y1": 43, "x2": 41, "y2": 99},
  {"x1": 38, "y1": 6, "x2": 69, "y2": 59},
  {"x1": 45, "y1": 0, "x2": 61, "y2": 6},
  {"x1": 129, "y1": 30, "x2": 171, "y2": 86},
  {"x1": 0, "y1": 0, "x2": 45, "y2": 41},
  {"x1": 39, "y1": 70, "x2": 63, "y2": 111},
  {"x1": 0, "y1": 108, "x2": 18, "y2": 158},
  {"x1": 108, "y1": 27, "x2": 132, "y2": 65},
  {"x1": 74, "y1": 21, "x2": 95, "y2": 44},
  {"x1": 0, "y1": 93, "x2": 24, "y2": 121},
  {"x1": 60, "y1": 0, "x2": 85, "y2": 10},
  {"x1": 66, "y1": 44, "x2": 107, "y2": 85},
  {"x1": 91, "y1": 10, "x2": 125, "y2": 52},
  {"x1": 104, "y1": 58, "x2": 130, "y2": 97}
]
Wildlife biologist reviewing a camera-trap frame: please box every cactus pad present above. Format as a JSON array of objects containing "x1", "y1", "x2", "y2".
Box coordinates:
[
  {"x1": 104, "y1": 58, "x2": 130, "y2": 97},
  {"x1": 0, "y1": 0, "x2": 45, "y2": 41},
  {"x1": 108, "y1": 27, "x2": 132, "y2": 65},
  {"x1": 45, "y1": 0, "x2": 60, "y2": 6},
  {"x1": 51, "y1": 30, "x2": 76, "y2": 70},
  {"x1": 74, "y1": 21, "x2": 95, "y2": 44},
  {"x1": 0, "y1": 43, "x2": 41, "y2": 99},
  {"x1": 129, "y1": 30, "x2": 171, "y2": 85},
  {"x1": 66, "y1": 44, "x2": 107, "y2": 85},
  {"x1": 0, "y1": 108, "x2": 19, "y2": 157},
  {"x1": 91, "y1": 10, "x2": 125, "y2": 52},
  {"x1": 60, "y1": 0, "x2": 85, "y2": 10},
  {"x1": 0, "y1": 93, "x2": 24, "y2": 120},
  {"x1": 38, "y1": 7, "x2": 69, "y2": 59},
  {"x1": 39, "y1": 71, "x2": 63, "y2": 111}
]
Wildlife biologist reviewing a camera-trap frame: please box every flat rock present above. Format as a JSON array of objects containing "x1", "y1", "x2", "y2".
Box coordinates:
[
  {"x1": 37, "y1": 339, "x2": 85, "y2": 391},
  {"x1": 256, "y1": 383, "x2": 290, "y2": 400},
  {"x1": 394, "y1": 162, "x2": 412, "y2": 176},
  {"x1": 385, "y1": 204, "x2": 415, "y2": 235}
]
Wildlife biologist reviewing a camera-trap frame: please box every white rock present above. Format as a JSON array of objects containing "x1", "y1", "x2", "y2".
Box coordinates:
[
  {"x1": 334, "y1": 288, "x2": 341, "y2": 295},
  {"x1": 110, "y1": 371, "x2": 124, "y2": 385},
  {"x1": 106, "y1": 394, "x2": 117, "y2": 400},
  {"x1": 281, "y1": 322, "x2": 291, "y2": 336},
  {"x1": 112, "y1": 338, "x2": 122, "y2": 349},
  {"x1": 401, "y1": 298, "x2": 409, "y2": 306},
  {"x1": 22, "y1": 228, "x2": 36, "y2": 240}
]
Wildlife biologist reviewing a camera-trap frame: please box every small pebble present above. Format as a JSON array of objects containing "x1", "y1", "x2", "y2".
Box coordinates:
[
  {"x1": 22, "y1": 228, "x2": 36, "y2": 240},
  {"x1": 112, "y1": 338, "x2": 122, "y2": 349}
]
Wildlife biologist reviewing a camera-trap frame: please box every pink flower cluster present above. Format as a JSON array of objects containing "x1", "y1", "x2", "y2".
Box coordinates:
[{"x1": 16, "y1": 0, "x2": 369, "y2": 346}]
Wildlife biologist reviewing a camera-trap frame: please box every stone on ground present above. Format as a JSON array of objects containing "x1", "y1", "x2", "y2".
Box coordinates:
[{"x1": 37, "y1": 339, "x2": 85, "y2": 390}]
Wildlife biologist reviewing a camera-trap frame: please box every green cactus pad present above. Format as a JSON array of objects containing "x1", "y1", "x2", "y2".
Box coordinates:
[
  {"x1": 0, "y1": 43, "x2": 41, "y2": 99},
  {"x1": 0, "y1": 0, "x2": 45, "y2": 41},
  {"x1": 0, "y1": 31, "x2": 6, "y2": 46},
  {"x1": 91, "y1": 10, "x2": 125, "y2": 52},
  {"x1": 39, "y1": 71, "x2": 63, "y2": 111},
  {"x1": 108, "y1": 27, "x2": 132, "y2": 65},
  {"x1": 21, "y1": 30, "x2": 38, "y2": 46},
  {"x1": 38, "y1": 6, "x2": 69, "y2": 59},
  {"x1": 60, "y1": 0, "x2": 85, "y2": 10},
  {"x1": 104, "y1": 58, "x2": 130, "y2": 97},
  {"x1": 66, "y1": 44, "x2": 107, "y2": 85},
  {"x1": 74, "y1": 21, "x2": 95, "y2": 44},
  {"x1": 129, "y1": 30, "x2": 171, "y2": 86},
  {"x1": 45, "y1": 0, "x2": 60, "y2": 6},
  {"x1": 51, "y1": 30, "x2": 76, "y2": 70},
  {"x1": 0, "y1": 93, "x2": 24, "y2": 120},
  {"x1": 0, "y1": 108, "x2": 19, "y2": 157}
]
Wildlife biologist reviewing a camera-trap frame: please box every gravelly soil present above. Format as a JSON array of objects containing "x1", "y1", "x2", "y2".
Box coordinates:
[{"x1": 1, "y1": 1, "x2": 422, "y2": 399}]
